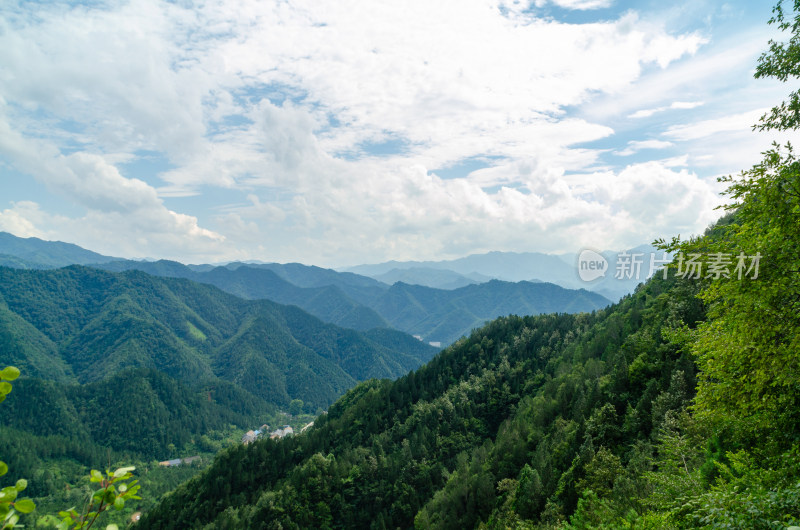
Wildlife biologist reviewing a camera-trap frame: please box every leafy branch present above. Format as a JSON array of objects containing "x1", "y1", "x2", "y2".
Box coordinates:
[{"x1": 1, "y1": 366, "x2": 141, "y2": 530}]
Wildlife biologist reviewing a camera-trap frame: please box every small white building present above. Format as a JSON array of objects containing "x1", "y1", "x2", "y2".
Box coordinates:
[
  {"x1": 270, "y1": 425, "x2": 294, "y2": 439},
  {"x1": 242, "y1": 430, "x2": 258, "y2": 444}
]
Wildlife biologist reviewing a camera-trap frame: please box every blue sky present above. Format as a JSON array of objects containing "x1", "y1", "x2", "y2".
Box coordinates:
[{"x1": 0, "y1": 0, "x2": 794, "y2": 266}]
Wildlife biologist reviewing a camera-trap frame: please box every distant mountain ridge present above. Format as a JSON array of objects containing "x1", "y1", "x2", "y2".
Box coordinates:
[
  {"x1": 0, "y1": 232, "x2": 117, "y2": 268},
  {"x1": 343, "y1": 245, "x2": 663, "y2": 300},
  {"x1": 0, "y1": 231, "x2": 613, "y2": 345},
  {"x1": 371, "y1": 267, "x2": 491, "y2": 289},
  {"x1": 97, "y1": 260, "x2": 391, "y2": 332},
  {"x1": 95, "y1": 260, "x2": 610, "y2": 345},
  {"x1": 369, "y1": 279, "x2": 609, "y2": 344}
]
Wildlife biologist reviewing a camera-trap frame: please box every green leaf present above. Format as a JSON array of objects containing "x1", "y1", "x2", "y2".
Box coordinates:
[
  {"x1": 0, "y1": 367, "x2": 20, "y2": 381},
  {"x1": 112, "y1": 466, "x2": 135, "y2": 478},
  {"x1": 90, "y1": 469, "x2": 103, "y2": 483},
  {"x1": 113, "y1": 497, "x2": 124, "y2": 510},
  {"x1": 0, "y1": 382, "x2": 11, "y2": 395},
  {"x1": 106, "y1": 524, "x2": 119, "y2": 530},
  {"x1": 103, "y1": 490, "x2": 116, "y2": 505},
  {"x1": 0, "y1": 461, "x2": 7, "y2": 476},
  {"x1": 14, "y1": 479, "x2": 26, "y2": 492},
  {"x1": 1, "y1": 486, "x2": 18, "y2": 502},
  {"x1": 14, "y1": 498, "x2": 34, "y2": 514}
]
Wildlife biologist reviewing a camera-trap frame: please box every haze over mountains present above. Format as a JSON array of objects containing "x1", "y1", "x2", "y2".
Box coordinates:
[
  {"x1": 344, "y1": 245, "x2": 663, "y2": 300},
  {"x1": 0, "y1": 232, "x2": 613, "y2": 345}
]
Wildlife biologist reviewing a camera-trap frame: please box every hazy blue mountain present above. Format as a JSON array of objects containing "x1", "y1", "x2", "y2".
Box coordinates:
[
  {"x1": 344, "y1": 251, "x2": 579, "y2": 285},
  {"x1": 0, "y1": 235, "x2": 615, "y2": 346},
  {"x1": 231, "y1": 262, "x2": 387, "y2": 289},
  {"x1": 368, "y1": 280, "x2": 610, "y2": 345},
  {"x1": 372, "y1": 267, "x2": 491, "y2": 289},
  {"x1": 0, "y1": 231, "x2": 117, "y2": 268},
  {"x1": 344, "y1": 245, "x2": 666, "y2": 301},
  {"x1": 96, "y1": 259, "x2": 611, "y2": 346},
  {"x1": 0, "y1": 253, "x2": 49, "y2": 269}
]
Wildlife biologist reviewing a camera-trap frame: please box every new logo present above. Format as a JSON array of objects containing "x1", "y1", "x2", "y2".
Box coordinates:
[{"x1": 577, "y1": 249, "x2": 607, "y2": 282}]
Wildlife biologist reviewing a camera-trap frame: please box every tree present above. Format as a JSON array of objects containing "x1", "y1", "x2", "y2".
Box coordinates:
[
  {"x1": 0, "y1": 366, "x2": 35, "y2": 529},
  {"x1": 659, "y1": 0, "x2": 800, "y2": 447},
  {"x1": 755, "y1": 0, "x2": 800, "y2": 131},
  {"x1": 0, "y1": 366, "x2": 141, "y2": 530},
  {"x1": 289, "y1": 399, "x2": 304, "y2": 416}
]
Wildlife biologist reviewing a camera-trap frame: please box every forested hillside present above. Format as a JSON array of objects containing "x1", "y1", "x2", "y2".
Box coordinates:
[
  {"x1": 139, "y1": 4, "x2": 800, "y2": 526},
  {"x1": 0, "y1": 266, "x2": 436, "y2": 411},
  {"x1": 0, "y1": 234, "x2": 611, "y2": 344},
  {"x1": 96, "y1": 260, "x2": 392, "y2": 332},
  {"x1": 140, "y1": 268, "x2": 702, "y2": 529},
  {"x1": 0, "y1": 232, "x2": 116, "y2": 268},
  {"x1": 0, "y1": 265, "x2": 440, "y2": 526}
]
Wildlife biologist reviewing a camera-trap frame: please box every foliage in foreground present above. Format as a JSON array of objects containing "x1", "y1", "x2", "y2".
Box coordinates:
[{"x1": 1, "y1": 365, "x2": 142, "y2": 530}]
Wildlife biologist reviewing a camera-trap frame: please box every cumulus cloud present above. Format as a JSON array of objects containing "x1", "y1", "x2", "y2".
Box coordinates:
[
  {"x1": 0, "y1": 0, "x2": 732, "y2": 264},
  {"x1": 207, "y1": 154, "x2": 723, "y2": 266},
  {"x1": 616, "y1": 140, "x2": 674, "y2": 156},
  {"x1": 503, "y1": 0, "x2": 613, "y2": 13},
  {"x1": 0, "y1": 104, "x2": 226, "y2": 261},
  {"x1": 0, "y1": 202, "x2": 47, "y2": 239}
]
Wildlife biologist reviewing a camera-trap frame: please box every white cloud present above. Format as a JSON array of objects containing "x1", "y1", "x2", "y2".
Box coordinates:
[
  {"x1": 0, "y1": 0, "x2": 739, "y2": 264},
  {"x1": 664, "y1": 108, "x2": 767, "y2": 141},
  {"x1": 506, "y1": 0, "x2": 614, "y2": 12},
  {"x1": 628, "y1": 100, "x2": 705, "y2": 119},
  {"x1": 0, "y1": 103, "x2": 227, "y2": 261},
  {"x1": 0, "y1": 201, "x2": 46, "y2": 239},
  {"x1": 616, "y1": 139, "x2": 674, "y2": 156},
  {"x1": 551, "y1": 0, "x2": 613, "y2": 9},
  {"x1": 205, "y1": 155, "x2": 723, "y2": 266}
]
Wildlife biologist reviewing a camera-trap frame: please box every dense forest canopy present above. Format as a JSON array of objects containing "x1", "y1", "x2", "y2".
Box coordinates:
[
  {"x1": 4, "y1": 1, "x2": 800, "y2": 528},
  {"x1": 138, "y1": 1, "x2": 800, "y2": 527}
]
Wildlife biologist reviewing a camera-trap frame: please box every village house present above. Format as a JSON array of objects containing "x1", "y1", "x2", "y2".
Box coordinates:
[{"x1": 270, "y1": 425, "x2": 293, "y2": 439}]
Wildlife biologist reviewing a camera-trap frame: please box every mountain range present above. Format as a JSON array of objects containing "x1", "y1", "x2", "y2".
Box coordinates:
[
  {"x1": 0, "y1": 232, "x2": 652, "y2": 302},
  {"x1": 92, "y1": 259, "x2": 609, "y2": 345},
  {"x1": 0, "y1": 232, "x2": 611, "y2": 345},
  {"x1": 343, "y1": 245, "x2": 663, "y2": 300}
]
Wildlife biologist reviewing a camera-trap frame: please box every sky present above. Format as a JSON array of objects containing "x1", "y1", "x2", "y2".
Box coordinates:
[{"x1": 0, "y1": 0, "x2": 795, "y2": 267}]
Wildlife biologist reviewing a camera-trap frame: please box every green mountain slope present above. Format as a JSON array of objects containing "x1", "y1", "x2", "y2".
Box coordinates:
[
  {"x1": 0, "y1": 231, "x2": 116, "y2": 268},
  {"x1": 97, "y1": 260, "x2": 610, "y2": 345},
  {"x1": 0, "y1": 266, "x2": 437, "y2": 410},
  {"x1": 138, "y1": 271, "x2": 702, "y2": 529},
  {"x1": 371, "y1": 280, "x2": 610, "y2": 344},
  {"x1": 98, "y1": 260, "x2": 391, "y2": 331}
]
